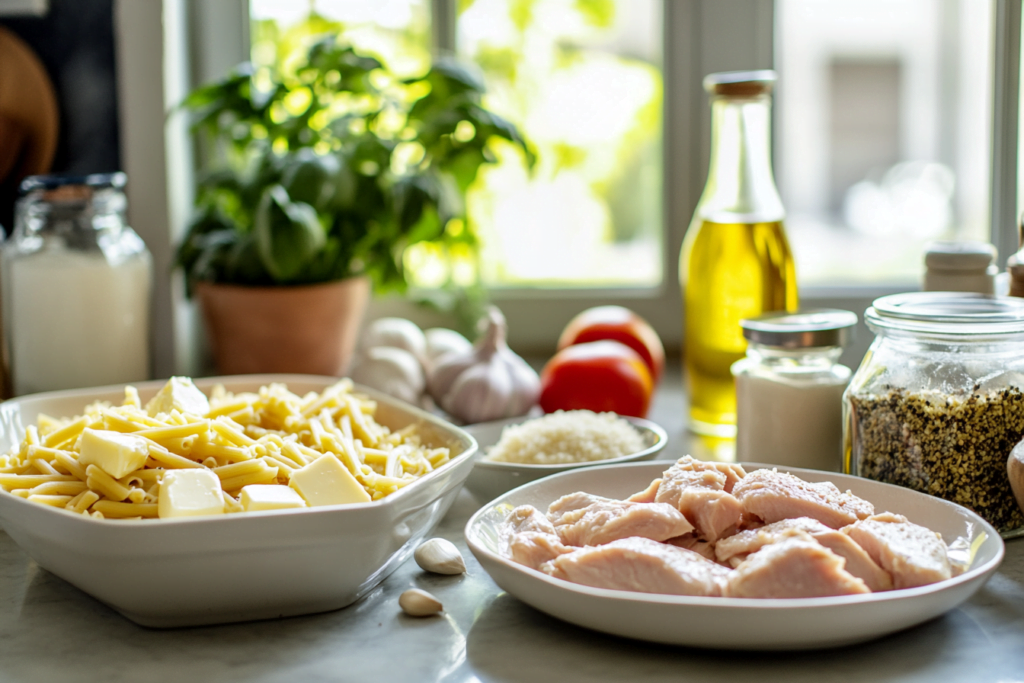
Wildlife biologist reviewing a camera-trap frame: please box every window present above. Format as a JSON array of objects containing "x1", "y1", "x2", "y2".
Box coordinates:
[
  {"x1": 249, "y1": 0, "x2": 431, "y2": 78},
  {"x1": 123, "y1": 1, "x2": 1023, "y2": 374},
  {"x1": 454, "y1": 0, "x2": 663, "y2": 288},
  {"x1": 776, "y1": 0, "x2": 995, "y2": 286}
]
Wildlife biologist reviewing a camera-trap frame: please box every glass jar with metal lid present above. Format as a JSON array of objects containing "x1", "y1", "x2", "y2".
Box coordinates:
[
  {"x1": 732, "y1": 309, "x2": 857, "y2": 471},
  {"x1": 1, "y1": 173, "x2": 151, "y2": 395},
  {"x1": 845, "y1": 292, "x2": 1024, "y2": 536}
]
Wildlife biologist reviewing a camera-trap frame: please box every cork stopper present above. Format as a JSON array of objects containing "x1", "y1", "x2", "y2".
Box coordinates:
[{"x1": 703, "y1": 70, "x2": 777, "y2": 98}]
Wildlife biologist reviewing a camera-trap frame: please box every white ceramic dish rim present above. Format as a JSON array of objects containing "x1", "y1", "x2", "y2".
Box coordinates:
[
  {"x1": 0, "y1": 374, "x2": 478, "y2": 527},
  {"x1": 470, "y1": 415, "x2": 667, "y2": 471},
  {"x1": 464, "y1": 460, "x2": 1005, "y2": 610}
]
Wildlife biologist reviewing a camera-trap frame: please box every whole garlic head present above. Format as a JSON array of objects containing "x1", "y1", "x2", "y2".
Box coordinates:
[
  {"x1": 362, "y1": 318, "x2": 427, "y2": 363},
  {"x1": 428, "y1": 307, "x2": 540, "y2": 424},
  {"x1": 350, "y1": 346, "x2": 425, "y2": 406}
]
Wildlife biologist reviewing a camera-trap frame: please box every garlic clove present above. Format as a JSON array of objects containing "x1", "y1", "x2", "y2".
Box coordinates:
[
  {"x1": 414, "y1": 537, "x2": 467, "y2": 575},
  {"x1": 399, "y1": 588, "x2": 443, "y2": 617}
]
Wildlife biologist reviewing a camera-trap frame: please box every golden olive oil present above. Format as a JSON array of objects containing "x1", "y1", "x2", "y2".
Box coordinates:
[{"x1": 681, "y1": 218, "x2": 797, "y2": 435}]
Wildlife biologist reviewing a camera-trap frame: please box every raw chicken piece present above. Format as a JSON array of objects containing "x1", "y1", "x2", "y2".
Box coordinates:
[
  {"x1": 665, "y1": 533, "x2": 720, "y2": 563},
  {"x1": 732, "y1": 468, "x2": 874, "y2": 529},
  {"x1": 500, "y1": 505, "x2": 573, "y2": 571},
  {"x1": 843, "y1": 513, "x2": 952, "y2": 589},
  {"x1": 627, "y1": 478, "x2": 661, "y2": 503},
  {"x1": 547, "y1": 492, "x2": 693, "y2": 546},
  {"x1": 654, "y1": 456, "x2": 746, "y2": 542},
  {"x1": 543, "y1": 536, "x2": 731, "y2": 596},
  {"x1": 715, "y1": 517, "x2": 893, "y2": 591},
  {"x1": 501, "y1": 505, "x2": 558, "y2": 540},
  {"x1": 725, "y1": 532, "x2": 871, "y2": 598},
  {"x1": 508, "y1": 532, "x2": 573, "y2": 571}
]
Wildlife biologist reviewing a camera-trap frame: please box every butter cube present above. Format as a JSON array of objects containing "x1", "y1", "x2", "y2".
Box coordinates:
[
  {"x1": 158, "y1": 469, "x2": 225, "y2": 519},
  {"x1": 79, "y1": 428, "x2": 151, "y2": 479},
  {"x1": 145, "y1": 377, "x2": 210, "y2": 417},
  {"x1": 289, "y1": 455, "x2": 371, "y2": 507},
  {"x1": 240, "y1": 484, "x2": 308, "y2": 512}
]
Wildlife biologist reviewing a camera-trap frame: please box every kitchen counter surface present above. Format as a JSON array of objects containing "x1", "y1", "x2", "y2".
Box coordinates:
[{"x1": 1, "y1": 369, "x2": 1023, "y2": 683}]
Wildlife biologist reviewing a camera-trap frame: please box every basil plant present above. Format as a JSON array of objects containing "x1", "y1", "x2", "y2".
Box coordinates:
[{"x1": 176, "y1": 37, "x2": 531, "y2": 294}]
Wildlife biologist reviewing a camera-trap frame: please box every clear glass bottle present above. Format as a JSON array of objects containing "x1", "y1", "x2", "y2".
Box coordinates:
[
  {"x1": 845, "y1": 292, "x2": 1024, "y2": 537},
  {"x1": 681, "y1": 70, "x2": 798, "y2": 437},
  {"x1": 2, "y1": 173, "x2": 152, "y2": 395},
  {"x1": 732, "y1": 310, "x2": 856, "y2": 471}
]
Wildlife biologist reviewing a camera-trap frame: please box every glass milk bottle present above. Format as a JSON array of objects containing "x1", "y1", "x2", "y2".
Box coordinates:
[
  {"x1": 2, "y1": 173, "x2": 151, "y2": 395},
  {"x1": 680, "y1": 70, "x2": 797, "y2": 437},
  {"x1": 732, "y1": 310, "x2": 856, "y2": 471}
]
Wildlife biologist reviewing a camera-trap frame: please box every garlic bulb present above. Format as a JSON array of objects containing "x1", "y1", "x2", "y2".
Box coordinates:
[
  {"x1": 350, "y1": 346, "x2": 425, "y2": 406},
  {"x1": 424, "y1": 328, "x2": 472, "y2": 365},
  {"x1": 362, "y1": 318, "x2": 427, "y2": 363},
  {"x1": 428, "y1": 307, "x2": 540, "y2": 424}
]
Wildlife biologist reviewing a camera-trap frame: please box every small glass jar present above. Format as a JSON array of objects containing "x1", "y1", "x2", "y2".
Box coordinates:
[
  {"x1": 733, "y1": 310, "x2": 856, "y2": 471},
  {"x1": 845, "y1": 292, "x2": 1024, "y2": 537},
  {"x1": 1, "y1": 173, "x2": 152, "y2": 395}
]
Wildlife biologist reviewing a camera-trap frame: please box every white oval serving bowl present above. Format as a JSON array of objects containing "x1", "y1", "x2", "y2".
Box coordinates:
[
  {"x1": 461, "y1": 414, "x2": 667, "y2": 503},
  {"x1": 465, "y1": 461, "x2": 1004, "y2": 651},
  {"x1": 0, "y1": 375, "x2": 477, "y2": 628}
]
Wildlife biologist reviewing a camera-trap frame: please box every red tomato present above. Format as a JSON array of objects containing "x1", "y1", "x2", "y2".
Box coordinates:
[
  {"x1": 539, "y1": 340, "x2": 653, "y2": 418},
  {"x1": 557, "y1": 306, "x2": 665, "y2": 384}
]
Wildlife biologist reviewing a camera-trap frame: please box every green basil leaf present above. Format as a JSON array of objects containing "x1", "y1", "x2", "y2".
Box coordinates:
[{"x1": 253, "y1": 185, "x2": 326, "y2": 281}]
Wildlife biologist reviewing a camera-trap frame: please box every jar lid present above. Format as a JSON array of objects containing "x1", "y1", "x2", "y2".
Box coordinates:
[
  {"x1": 703, "y1": 70, "x2": 776, "y2": 98},
  {"x1": 19, "y1": 172, "x2": 127, "y2": 195},
  {"x1": 866, "y1": 292, "x2": 1024, "y2": 338},
  {"x1": 740, "y1": 309, "x2": 857, "y2": 348},
  {"x1": 924, "y1": 241, "x2": 996, "y2": 271}
]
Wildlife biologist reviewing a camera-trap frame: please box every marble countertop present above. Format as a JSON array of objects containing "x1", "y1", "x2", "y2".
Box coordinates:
[{"x1": 2, "y1": 373, "x2": 1024, "y2": 682}]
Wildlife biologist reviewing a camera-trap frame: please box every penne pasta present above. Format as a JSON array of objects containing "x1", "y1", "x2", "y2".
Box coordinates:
[
  {"x1": 86, "y1": 465, "x2": 132, "y2": 502},
  {"x1": 91, "y1": 501, "x2": 159, "y2": 518}
]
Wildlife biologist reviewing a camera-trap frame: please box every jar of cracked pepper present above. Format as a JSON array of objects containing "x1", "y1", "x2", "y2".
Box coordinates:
[{"x1": 845, "y1": 292, "x2": 1024, "y2": 537}]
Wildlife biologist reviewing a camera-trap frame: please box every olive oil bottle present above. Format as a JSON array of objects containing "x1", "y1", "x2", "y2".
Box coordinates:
[{"x1": 681, "y1": 71, "x2": 798, "y2": 436}]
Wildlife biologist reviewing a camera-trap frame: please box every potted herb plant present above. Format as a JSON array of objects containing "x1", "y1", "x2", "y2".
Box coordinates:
[{"x1": 176, "y1": 36, "x2": 530, "y2": 375}]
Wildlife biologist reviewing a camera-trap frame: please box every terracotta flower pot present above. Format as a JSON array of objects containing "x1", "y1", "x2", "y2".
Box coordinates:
[{"x1": 196, "y1": 277, "x2": 370, "y2": 376}]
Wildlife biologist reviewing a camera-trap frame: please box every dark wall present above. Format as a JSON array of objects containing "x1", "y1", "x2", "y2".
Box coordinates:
[{"x1": 0, "y1": 0, "x2": 120, "y2": 232}]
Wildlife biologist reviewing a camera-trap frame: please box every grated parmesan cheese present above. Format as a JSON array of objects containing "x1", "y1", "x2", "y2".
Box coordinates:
[{"x1": 485, "y1": 411, "x2": 645, "y2": 465}]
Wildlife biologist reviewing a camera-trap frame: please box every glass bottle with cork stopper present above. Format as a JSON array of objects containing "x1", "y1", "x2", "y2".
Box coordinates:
[{"x1": 680, "y1": 70, "x2": 798, "y2": 437}]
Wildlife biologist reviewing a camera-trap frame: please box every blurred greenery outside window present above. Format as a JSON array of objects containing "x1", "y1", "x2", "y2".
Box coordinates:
[{"x1": 249, "y1": 0, "x2": 664, "y2": 292}]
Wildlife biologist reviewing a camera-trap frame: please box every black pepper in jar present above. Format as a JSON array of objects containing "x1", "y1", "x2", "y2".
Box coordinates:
[{"x1": 849, "y1": 385, "x2": 1024, "y2": 532}]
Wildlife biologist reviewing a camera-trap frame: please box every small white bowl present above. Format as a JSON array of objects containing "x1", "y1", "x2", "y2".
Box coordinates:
[
  {"x1": 0, "y1": 375, "x2": 477, "y2": 628},
  {"x1": 461, "y1": 414, "x2": 667, "y2": 503}
]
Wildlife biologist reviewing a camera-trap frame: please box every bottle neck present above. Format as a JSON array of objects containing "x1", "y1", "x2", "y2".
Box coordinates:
[
  {"x1": 698, "y1": 95, "x2": 784, "y2": 224},
  {"x1": 14, "y1": 188, "x2": 127, "y2": 246}
]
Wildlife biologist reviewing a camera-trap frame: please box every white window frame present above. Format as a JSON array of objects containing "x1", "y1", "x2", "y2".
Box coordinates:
[{"x1": 115, "y1": 0, "x2": 1022, "y2": 375}]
